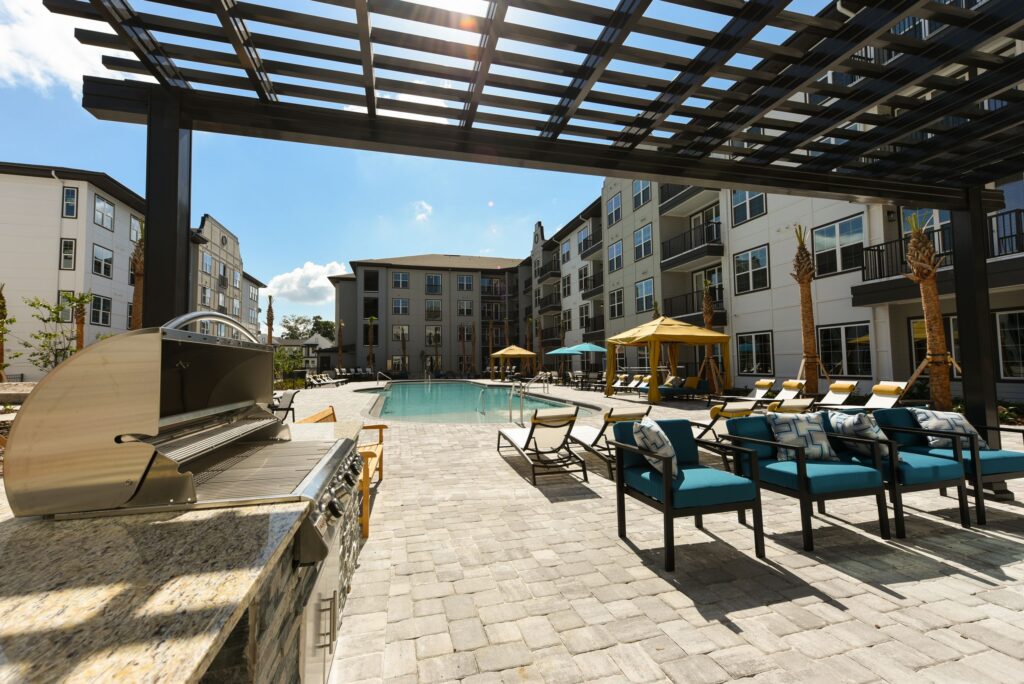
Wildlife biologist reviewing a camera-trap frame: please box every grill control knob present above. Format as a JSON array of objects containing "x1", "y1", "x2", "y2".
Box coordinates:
[{"x1": 327, "y1": 499, "x2": 343, "y2": 518}]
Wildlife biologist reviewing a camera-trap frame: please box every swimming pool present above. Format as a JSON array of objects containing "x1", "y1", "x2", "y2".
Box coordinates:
[{"x1": 367, "y1": 381, "x2": 593, "y2": 424}]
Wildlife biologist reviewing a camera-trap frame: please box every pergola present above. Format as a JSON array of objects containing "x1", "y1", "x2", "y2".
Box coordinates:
[{"x1": 48, "y1": 0, "x2": 1024, "y2": 436}]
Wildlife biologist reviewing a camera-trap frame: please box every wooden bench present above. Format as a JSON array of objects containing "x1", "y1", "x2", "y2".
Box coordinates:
[{"x1": 358, "y1": 425, "x2": 386, "y2": 538}]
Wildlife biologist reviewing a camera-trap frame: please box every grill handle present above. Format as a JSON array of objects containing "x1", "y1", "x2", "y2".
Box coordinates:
[{"x1": 163, "y1": 311, "x2": 261, "y2": 344}]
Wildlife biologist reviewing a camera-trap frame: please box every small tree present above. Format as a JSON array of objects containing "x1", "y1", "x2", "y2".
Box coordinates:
[
  {"x1": 130, "y1": 230, "x2": 144, "y2": 329},
  {"x1": 273, "y1": 346, "x2": 303, "y2": 379},
  {"x1": 791, "y1": 225, "x2": 819, "y2": 395},
  {"x1": 399, "y1": 326, "x2": 408, "y2": 373},
  {"x1": 0, "y1": 284, "x2": 12, "y2": 382},
  {"x1": 18, "y1": 293, "x2": 93, "y2": 373},
  {"x1": 281, "y1": 314, "x2": 312, "y2": 340},
  {"x1": 366, "y1": 315, "x2": 377, "y2": 372},
  {"x1": 311, "y1": 315, "x2": 335, "y2": 341},
  {"x1": 701, "y1": 279, "x2": 722, "y2": 394},
  {"x1": 266, "y1": 295, "x2": 275, "y2": 344},
  {"x1": 905, "y1": 214, "x2": 952, "y2": 409}
]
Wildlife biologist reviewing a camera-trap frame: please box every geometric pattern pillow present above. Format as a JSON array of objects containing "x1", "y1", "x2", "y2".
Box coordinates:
[
  {"x1": 633, "y1": 416, "x2": 677, "y2": 477},
  {"x1": 827, "y1": 411, "x2": 890, "y2": 458},
  {"x1": 765, "y1": 411, "x2": 838, "y2": 462},
  {"x1": 909, "y1": 408, "x2": 989, "y2": 449}
]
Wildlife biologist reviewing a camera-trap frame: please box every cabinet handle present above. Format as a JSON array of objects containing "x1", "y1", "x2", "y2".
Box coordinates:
[{"x1": 329, "y1": 590, "x2": 338, "y2": 653}]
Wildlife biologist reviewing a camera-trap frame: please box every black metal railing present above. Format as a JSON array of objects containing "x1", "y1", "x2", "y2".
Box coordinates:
[
  {"x1": 481, "y1": 308, "x2": 505, "y2": 321},
  {"x1": 579, "y1": 230, "x2": 602, "y2": 257},
  {"x1": 481, "y1": 285, "x2": 506, "y2": 297},
  {"x1": 522, "y1": 276, "x2": 532, "y2": 293},
  {"x1": 581, "y1": 272, "x2": 604, "y2": 296},
  {"x1": 582, "y1": 316, "x2": 605, "y2": 341},
  {"x1": 861, "y1": 226, "x2": 953, "y2": 281},
  {"x1": 659, "y1": 183, "x2": 687, "y2": 204},
  {"x1": 537, "y1": 292, "x2": 561, "y2": 310},
  {"x1": 661, "y1": 221, "x2": 722, "y2": 261},
  {"x1": 534, "y1": 260, "x2": 560, "y2": 280},
  {"x1": 663, "y1": 287, "x2": 724, "y2": 318},
  {"x1": 540, "y1": 326, "x2": 562, "y2": 343},
  {"x1": 991, "y1": 208, "x2": 1024, "y2": 257}
]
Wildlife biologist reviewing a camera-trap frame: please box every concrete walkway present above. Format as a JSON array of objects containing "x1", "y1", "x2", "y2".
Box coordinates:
[{"x1": 299, "y1": 382, "x2": 1024, "y2": 684}]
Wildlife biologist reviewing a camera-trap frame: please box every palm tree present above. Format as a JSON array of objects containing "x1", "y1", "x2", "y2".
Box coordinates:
[
  {"x1": 0, "y1": 283, "x2": 8, "y2": 382},
  {"x1": 399, "y1": 327, "x2": 408, "y2": 374},
  {"x1": 266, "y1": 295, "x2": 274, "y2": 345},
  {"x1": 905, "y1": 214, "x2": 952, "y2": 409},
  {"x1": 74, "y1": 298, "x2": 86, "y2": 352},
  {"x1": 702, "y1": 279, "x2": 721, "y2": 394},
  {"x1": 459, "y1": 323, "x2": 467, "y2": 376},
  {"x1": 791, "y1": 224, "x2": 819, "y2": 395},
  {"x1": 130, "y1": 232, "x2": 144, "y2": 329},
  {"x1": 367, "y1": 315, "x2": 377, "y2": 372}
]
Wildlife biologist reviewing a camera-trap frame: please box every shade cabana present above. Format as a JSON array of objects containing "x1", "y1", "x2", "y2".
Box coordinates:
[
  {"x1": 490, "y1": 345, "x2": 536, "y2": 381},
  {"x1": 605, "y1": 317, "x2": 730, "y2": 404}
]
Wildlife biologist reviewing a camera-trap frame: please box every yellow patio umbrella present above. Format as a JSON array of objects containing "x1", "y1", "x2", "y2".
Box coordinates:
[
  {"x1": 490, "y1": 344, "x2": 536, "y2": 379},
  {"x1": 605, "y1": 316, "x2": 731, "y2": 403}
]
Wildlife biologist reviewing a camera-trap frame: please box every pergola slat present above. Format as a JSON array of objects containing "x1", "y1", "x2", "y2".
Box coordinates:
[
  {"x1": 88, "y1": 0, "x2": 191, "y2": 89},
  {"x1": 353, "y1": 0, "x2": 377, "y2": 116},
  {"x1": 210, "y1": 0, "x2": 276, "y2": 102},
  {"x1": 463, "y1": 0, "x2": 508, "y2": 129}
]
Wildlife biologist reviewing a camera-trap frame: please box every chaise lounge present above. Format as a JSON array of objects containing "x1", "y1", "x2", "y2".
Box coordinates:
[{"x1": 497, "y1": 407, "x2": 587, "y2": 485}]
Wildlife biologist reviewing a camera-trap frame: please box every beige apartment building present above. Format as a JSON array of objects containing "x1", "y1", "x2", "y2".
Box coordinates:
[{"x1": 188, "y1": 214, "x2": 265, "y2": 339}]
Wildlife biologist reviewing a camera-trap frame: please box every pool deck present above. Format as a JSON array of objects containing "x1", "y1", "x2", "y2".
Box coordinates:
[{"x1": 295, "y1": 382, "x2": 1024, "y2": 684}]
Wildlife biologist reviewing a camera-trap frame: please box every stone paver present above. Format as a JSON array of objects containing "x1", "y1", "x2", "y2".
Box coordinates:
[{"x1": 315, "y1": 382, "x2": 1024, "y2": 683}]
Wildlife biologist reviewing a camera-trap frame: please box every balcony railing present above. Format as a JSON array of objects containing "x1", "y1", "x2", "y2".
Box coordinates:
[
  {"x1": 991, "y1": 209, "x2": 1024, "y2": 257},
  {"x1": 582, "y1": 316, "x2": 605, "y2": 342},
  {"x1": 522, "y1": 276, "x2": 532, "y2": 293},
  {"x1": 537, "y1": 292, "x2": 561, "y2": 311},
  {"x1": 482, "y1": 308, "x2": 505, "y2": 322},
  {"x1": 663, "y1": 287, "x2": 724, "y2": 318},
  {"x1": 581, "y1": 273, "x2": 604, "y2": 297},
  {"x1": 540, "y1": 326, "x2": 562, "y2": 343},
  {"x1": 534, "y1": 260, "x2": 560, "y2": 281},
  {"x1": 481, "y1": 285, "x2": 506, "y2": 297},
  {"x1": 661, "y1": 221, "x2": 722, "y2": 262},
  {"x1": 579, "y1": 230, "x2": 603, "y2": 258}
]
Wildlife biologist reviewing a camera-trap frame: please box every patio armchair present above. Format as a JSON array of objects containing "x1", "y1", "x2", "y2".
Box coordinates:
[
  {"x1": 497, "y1": 407, "x2": 587, "y2": 485},
  {"x1": 270, "y1": 389, "x2": 298, "y2": 422},
  {"x1": 569, "y1": 405, "x2": 652, "y2": 478},
  {"x1": 874, "y1": 408, "x2": 1024, "y2": 526},
  {"x1": 609, "y1": 419, "x2": 765, "y2": 571},
  {"x1": 723, "y1": 414, "x2": 891, "y2": 551}
]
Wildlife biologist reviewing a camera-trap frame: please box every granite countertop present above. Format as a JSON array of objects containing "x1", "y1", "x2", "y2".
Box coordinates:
[{"x1": 0, "y1": 483, "x2": 308, "y2": 683}]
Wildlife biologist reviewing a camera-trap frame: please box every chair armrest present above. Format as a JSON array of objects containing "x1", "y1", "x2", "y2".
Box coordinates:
[
  {"x1": 977, "y1": 425, "x2": 1024, "y2": 435},
  {"x1": 607, "y1": 439, "x2": 674, "y2": 463},
  {"x1": 717, "y1": 434, "x2": 807, "y2": 486},
  {"x1": 362, "y1": 423, "x2": 388, "y2": 445},
  {"x1": 876, "y1": 424, "x2": 971, "y2": 438},
  {"x1": 696, "y1": 439, "x2": 759, "y2": 482}
]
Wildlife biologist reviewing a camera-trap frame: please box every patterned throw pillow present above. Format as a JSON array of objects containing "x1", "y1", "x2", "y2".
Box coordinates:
[
  {"x1": 909, "y1": 408, "x2": 989, "y2": 449},
  {"x1": 765, "y1": 412, "x2": 838, "y2": 461},
  {"x1": 827, "y1": 411, "x2": 890, "y2": 458},
  {"x1": 633, "y1": 416, "x2": 677, "y2": 477}
]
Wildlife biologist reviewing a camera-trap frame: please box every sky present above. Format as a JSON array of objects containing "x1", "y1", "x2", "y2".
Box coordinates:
[{"x1": 0, "y1": 0, "x2": 829, "y2": 323}]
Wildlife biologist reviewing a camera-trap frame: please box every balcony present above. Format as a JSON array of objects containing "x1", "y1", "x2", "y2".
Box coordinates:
[
  {"x1": 663, "y1": 287, "x2": 725, "y2": 326},
  {"x1": 218, "y1": 275, "x2": 229, "y2": 289},
  {"x1": 661, "y1": 221, "x2": 723, "y2": 271},
  {"x1": 581, "y1": 273, "x2": 604, "y2": 300},
  {"x1": 582, "y1": 316, "x2": 605, "y2": 343},
  {"x1": 482, "y1": 308, "x2": 505, "y2": 322},
  {"x1": 579, "y1": 230, "x2": 603, "y2": 259},
  {"x1": 540, "y1": 326, "x2": 562, "y2": 345},
  {"x1": 481, "y1": 285, "x2": 506, "y2": 298},
  {"x1": 861, "y1": 226, "x2": 952, "y2": 282},
  {"x1": 534, "y1": 260, "x2": 560, "y2": 283},
  {"x1": 537, "y1": 292, "x2": 561, "y2": 314},
  {"x1": 425, "y1": 310, "x2": 442, "y2": 321},
  {"x1": 524, "y1": 304, "x2": 532, "y2": 318},
  {"x1": 522, "y1": 276, "x2": 532, "y2": 293}
]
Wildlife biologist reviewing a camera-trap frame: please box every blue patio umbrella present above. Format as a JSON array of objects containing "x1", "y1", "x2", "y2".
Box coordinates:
[
  {"x1": 546, "y1": 347, "x2": 582, "y2": 355},
  {"x1": 565, "y1": 343, "x2": 606, "y2": 353}
]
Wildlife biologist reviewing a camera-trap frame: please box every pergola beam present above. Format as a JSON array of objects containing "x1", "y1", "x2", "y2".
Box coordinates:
[
  {"x1": 463, "y1": 0, "x2": 508, "y2": 129},
  {"x1": 86, "y1": 0, "x2": 190, "y2": 89},
  {"x1": 352, "y1": 0, "x2": 377, "y2": 116},
  {"x1": 209, "y1": 0, "x2": 276, "y2": 102}
]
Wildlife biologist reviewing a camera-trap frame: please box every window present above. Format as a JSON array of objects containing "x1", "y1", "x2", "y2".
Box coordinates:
[
  {"x1": 364, "y1": 270, "x2": 380, "y2": 292},
  {"x1": 633, "y1": 223, "x2": 653, "y2": 261},
  {"x1": 731, "y1": 190, "x2": 765, "y2": 225},
  {"x1": 457, "y1": 355, "x2": 473, "y2": 373},
  {"x1": 58, "y1": 290, "x2": 75, "y2": 323},
  {"x1": 218, "y1": 261, "x2": 228, "y2": 279},
  {"x1": 425, "y1": 325, "x2": 442, "y2": 346},
  {"x1": 458, "y1": 300, "x2": 473, "y2": 316},
  {"x1": 94, "y1": 194, "x2": 114, "y2": 230},
  {"x1": 232, "y1": 270, "x2": 241, "y2": 288},
  {"x1": 393, "y1": 271, "x2": 409, "y2": 289},
  {"x1": 634, "y1": 278, "x2": 654, "y2": 313},
  {"x1": 734, "y1": 245, "x2": 769, "y2": 294},
  {"x1": 608, "y1": 240, "x2": 623, "y2": 272},
  {"x1": 577, "y1": 264, "x2": 590, "y2": 291},
  {"x1": 457, "y1": 275, "x2": 473, "y2": 291},
  {"x1": 248, "y1": 284, "x2": 258, "y2": 302},
  {"x1": 202, "y1": 253, "x2": 213, "y2": 274},
  {"x1": 998, "y1": 311, "x2": 1024, "y2": 380},
  {"x1": 392, "y1": 324, "x2": 409, "y2": 342},
  {"x1": 690, "y1": 203, "x2": 720, "y2": 229},
  {"x1": 62, "y1": 187, "x2": 78, "y2": 218},
  {"x1": 819, "y1": 323, "x2": 872, "y2": 377},
  {"x1": 577, "y1": 225, "x2": 591, "y2": 252},
  {"x1": 606, "y1": 192, "x2": 621, "y2": 226},
  {"x1": 217, "y1": 292, "x2": 226, "y2": 309},
  {"x1": 392, "y1": 298, "x2": 409, "y2": 315},
  {"x1": 697, "y1": 343, "x2": 724, "y2": 371},
  {"x1": 232, "y1": 298, "x2": 241, "y2": 317},
  {"x1": 579, "y1": 303, "x2": 591, "y2": 329},
  {"x1": 426, "y1": 299, "x2": 441, "y2": 320},
  {"x1": 130, "y1": 215, "x2": 142, "y2": 243},
  {"x1": 390, "y1": 355, "x2": 409, "y2": 372},
  {"x1": 90, "y1": 295, "x2": 112, "y2": 326},
  {"x1": 616, "y1": 347, "x2": 626, "y2": 370},
  {"x1": 426, "y1": 273, "x2": 442, "y2": 294},
  {"x1": 216, "y1": 322, "x2": 227, "y2": 338},
  {"x1": 561, "y1": 274, "x2": 571, "y2": 299},
  {"x1": 632, "y1": 180, "x2": 651, "y2": 209},
  {"x1": 248, "y1": 309, "x2": 258, "y2": 326},
  {"x1": 92, "y1": 244, "x2": 113, "y2": 278},
  {"x1": 200, "y1": 286, "x2": 211, "y2": 307},
  {"x1": 561, "y1": 309, "x2": 572, "y2": 332},
  {"x1": 560, "y1": 241, "x2": 571, "y2": 264},
  {"x1": 127, "y1": 302, "x2": 133, "y2": 326},
  {"x1": 909, "y1": 316, "x2": 960, "y2": 379},
  {"x1": 458, "y1": 323, "x2": 474, "y2": 342},
  {"x1": 129, "y1": 259, "x2": 136, "y2": 286},
  {"x1": 199, "y1": 320, "x2": 211, "y2": 335},
  {"x1": 59, "y1": 238, "x2": 76, "y2": 270},
  {"x1": 637, "y1": 346, "x2": 649, "y2": 370},
  {"x1": 693, "y1": 265, "x2": 723, "y2": 293},
  {"x1": 737, "y1": 332, "x2": 773, "y2": 375},
  {"x1": 812, "y1": 215, "x2": 864, "y2": 276},
  {"x1": 609, "y1": 288, "x2": 624, "y2": 319}
]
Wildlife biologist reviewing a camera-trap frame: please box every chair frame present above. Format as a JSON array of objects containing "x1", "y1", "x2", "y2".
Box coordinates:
[
  {"x1": 270, "y1": 389, "x2": 298, "y2": 422},
  {"x1": 569, "y1": 406, "x2": 652, "y2": 478},
  {"x1": 358, "y1": 424, "x2": 387, "y2": 538},
  {"x1": 609, "y1": 435, "x2": 764, "y2": 571},
  {"x1": 497, "y1": 410, "x2": 588, "y2": 485},
  {"x1": 718, "y1": 432, "x2": 891, "y2": 551}
]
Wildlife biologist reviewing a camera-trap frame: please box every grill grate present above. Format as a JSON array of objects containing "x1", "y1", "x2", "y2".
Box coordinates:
[
  {"x1": 158, "y1": 418, "x2": 279, "y2": 464},
  {"x1": 192, "y1": 440, "x2": 337, "y2": 501}
]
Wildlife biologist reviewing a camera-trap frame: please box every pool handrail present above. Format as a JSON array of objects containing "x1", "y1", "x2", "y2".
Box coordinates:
[{"x1": 376, "y1": 371, "x2": 392, "y2": 387}]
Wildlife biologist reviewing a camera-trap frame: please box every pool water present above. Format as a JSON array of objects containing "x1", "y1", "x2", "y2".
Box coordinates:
[{"x1": 369, "y1": 381, "x2": 591, "y2": 424}]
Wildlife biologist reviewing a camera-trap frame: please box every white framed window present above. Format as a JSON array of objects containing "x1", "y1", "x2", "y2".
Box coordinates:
[
  {"x1": 560, "y1": 241, "x2": 571, "y2": 263},
  {"x1": 200, "y1": 286, "x2": 211, "y2": 307},
  {"x1": 393, "y1": 271, "x2": 409, "y2": 289},
  {"x1": 812, "y1": 215, "x2": 864, "y2": 276},
  {"x1": 633, "y1": 223, "x2": 653, "y2": 261},
  {"x1": 609, "y1": 288, "x2": 624, "y2": 319},
  {"x1": 634, "y1": 278, "x2": 654, "y2": 313},
  {"x1": 62, "y1": 187, "x2": 78, "y2": 218},
  {"x1": 616, "y1": 347, "x2": 626, "y2": 370},
  {"x1": 390, "y1": 355, "x2": 409, "y2": 372},
  {"x1": 199, "y1": 320, "x2": 211, "y2": 335},
  {"x1": 425, "y1": 325, "x2": 442, "y2": 346},
  {"x1": 232, "y1": 298, "x2": 241, "y2": 317},
  {"x1": 458, "y1": 323, "x2": 474, "y2": 342},
  {"x1": 216, "y1": 322, "x2": 227, "y2": 338},
  {"x1": 560, "y1": 309, "x2": 572, "y2": 331},
  {"x1": 608, "y1": 240, "x2": 623, "y2": 272},
  {"x1": 232, "y1": 270, "x2": 241, "y2": 288},
  {"x1": 218, "y1": 262, "x2": 228, "y2": 279},
  {"x1": 392, "y1": 324, "x2": 409, "y2": 342},
  {"x1": 426, "y1": 273, "x2": 442, "y2": 295},
  {"x1": 737, "y1": 332, "x2": 773, "y2": 375},
  {"x1": 248, "y1": 284, "x2": 258, "y2": 302},
  {"x1": 90, "y1": 295, "x2": 112, "y2": 326},
  {"x1": 217, "y1": 292, "x2": 226, "y2": 309},
  {"x1": 248, "y1": 309, "x2": 258, "y2": 325},
  {"x1": 637, "y1": 346, "x2": 649, "y2": 370},
  {"x1": 734, "y1": 245, "x2": 769, "y2": 294},
  {"x1": 457, "y1": 274, "x2": 473, "y2": 291},
  {"x1": 690, "y1": 202, "x2": 720, "y2": 229},
  {"x1": 561, "y1": 274, "x2": 571, "y2": 298},
  {"x1": 58, "y1": 290, "x2": 75, "y2": 323},
  {"x1": 731, "y1": 190, "x2": 765, "y2": 225},
  {"x1": 693, "y1": 265, "x2": 723, "y2": 293},
  {"x1": 577, "y1": 264, "x2": 590, "y2": 291},
  {"x1": 202, "y1": 253, "x2": 213, "y2": 274},
  {"x1": 392, "y1": 297, "x2": 409, "y2": 315},
  {"x1": 130, "y1": 215, "x2": 142, "y2": 242},
  {"x1": 94, "y1": 194, "x2": 114, "y2": 230},
  {"x1": 997, "y1": 310, "x2": 1024, "y2": 380},
  {"x1": 818, "y1": 323, "x2": 872, "y2": 377},
  {"x1": 458, "y1": 300, "x2": 473, "y2": 316},
  {"x1": 60, "y1": 238, "x2": 76, "y2": 270},
  {"x1": 606, "y1": 192, "x2": 621, "y2": 226},
  {"x1": 632, "y1": 180, "x2": 651, "y2": 209},
  {"x1": 578, "y1": 302, "x2": 591, "y2": 329},
  {"x1": 425, "y1": 299, "x2": 441, "y2": 320},
  {"x1": 92, "y1": 244, "x2": 113, "y2": 278}
]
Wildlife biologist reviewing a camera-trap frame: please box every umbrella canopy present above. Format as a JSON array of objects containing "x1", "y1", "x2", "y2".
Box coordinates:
[
  {"x1": 565, "y1": 342, "x2": 606, "y2": 353},
  {"x1": 490, "y1": 344, "x2": 536, "y2": 358},
  {"x1": 546, "y1": 347, "x2": 582, "y2": 355}
]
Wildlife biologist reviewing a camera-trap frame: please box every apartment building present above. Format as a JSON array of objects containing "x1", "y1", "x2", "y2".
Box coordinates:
[
  {"x1": 188, "y1": 214, "x2": 265, "y2": 339},
  {"x1": 0, "y1": 162, "x2": 145, "y2": 381},
  {"x1": 334, "y1": 255, "x2": 521, "y2": 375}
]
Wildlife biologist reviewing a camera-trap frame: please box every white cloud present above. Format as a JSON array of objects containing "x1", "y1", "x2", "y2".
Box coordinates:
[
  {"x1": 265, "y1": 261, "x2": 348, "y2": 305},
  {"x1": 414, "y1": 200, "x2": 433, "y2": 222},
  {"x1": 0, "y1": 2, "x2": 148, "y2": 96}
]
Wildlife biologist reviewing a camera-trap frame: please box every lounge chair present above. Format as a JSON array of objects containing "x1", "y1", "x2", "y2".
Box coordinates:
[
  {"x1": 874, "y1": 408, "x2": 1024, "y2": 526},
  {"x1": 863, "y1": 382, "x2": 907, "y2": 410},
  {"x1": 610, "y1": 374, "x2": 630, "y2": 392},
  {"x1": 715, "y1": 378, "x2": 776, "y2": 403},
  {"x1": 634, "y1": 375, "x2": 653, "y2": 396},
  {"x1": 270, "y1": 389, "x2": 298, "y2": 422},
  {"x1": 622, "y1": 376, "x2": 644, "y2": 393},
  {"x1": 497, "y1": 407, "x2": 587, "y2": 485},
  {"x1": 569, "y1": 406, "x2": 651, "y2": 478},
  {"x1": 609, "y1": 419, "x2": 765, "y2": 570},
  {"x1": 769, "y1": 381, "x2": 860, "y2": 413},
  {"x1": 724, "y1": 413, "x2": 890, "y2": 551},
  {"x1": 697, "y1": 401, "x2": 760, "y2": 440}
]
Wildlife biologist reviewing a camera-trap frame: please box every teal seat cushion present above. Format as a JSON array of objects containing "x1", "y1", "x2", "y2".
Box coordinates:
[
  {"x1": 873, "y1": 408, "x2": 929, "y2": 448},
  {"x1": 901, "y1": 446, "x2": 1024, "y2": 477},
  {"x1": 851, "y1": 452, "x2": 963, "y2": 486},
  {"x1": 757, "y1": 460, "x2": 882, "y2": 495},
  {"x1": 623, "y1": 464, "x2": 755, "y2": 508},
  {"x1": 612, "y1": 419, "x2": 699, "y2": 469}
]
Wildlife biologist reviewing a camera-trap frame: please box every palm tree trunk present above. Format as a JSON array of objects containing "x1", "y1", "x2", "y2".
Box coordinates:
[
  {"x1": 799, "y1": 280, "x2": 819, "y2": 395},
  {"x1": 919, "y1": 275, "x2": 952, "y2": 409},
  {"x1": 0, "y1": 284, "x2": 7, "y2": 382},
  {"x1": 75, "y1": 302, "x2": 85, "y2": 351}
]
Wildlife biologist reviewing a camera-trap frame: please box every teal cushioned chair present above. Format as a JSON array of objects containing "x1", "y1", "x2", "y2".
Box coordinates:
[
  {"x1": 723, "y1": 415, "x2": 890, "y2": 551},
  {"x1": 610, "y1": 419, "x2": 764, "y2": 571},
  {"x1": 875, "y1": 408, "x2": 1024, "y2": 526}
]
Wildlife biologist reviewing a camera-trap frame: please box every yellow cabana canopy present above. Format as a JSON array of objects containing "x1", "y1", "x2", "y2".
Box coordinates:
[
  {"x1": 490, "y1": 345, "x2": 536, "y2": 358},
  {"x1": 605, "y1": 316, "x2": 731, "y2": 403}
]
